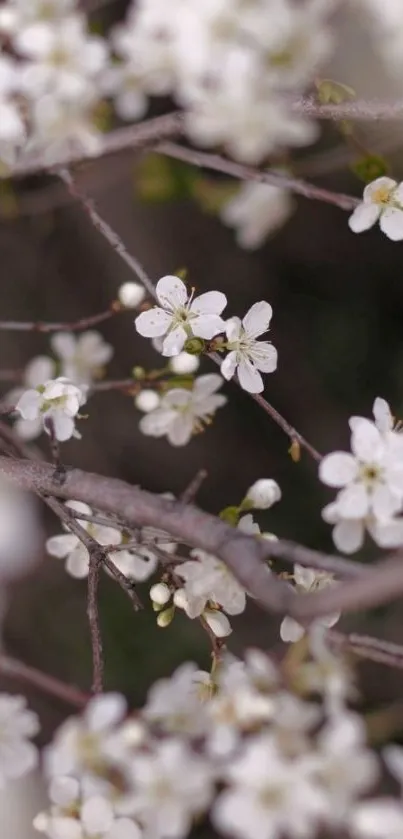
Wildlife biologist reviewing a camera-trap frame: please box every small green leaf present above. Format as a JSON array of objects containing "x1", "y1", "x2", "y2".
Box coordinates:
[{"x1": 316, "y1": 78, "x2": 356, "y2": 105}]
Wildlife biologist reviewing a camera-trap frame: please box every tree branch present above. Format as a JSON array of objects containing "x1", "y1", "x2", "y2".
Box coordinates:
[
  {"x1": 0, "y1": 304, "x2": 121, "y2": 333},
  {"x1": 155, "y1": 142, "x2": 359, "y2": 211},
  {"x1": 3, "y1": 455, "x2": 403, "y2": 623},
  {"x1": 292, "y1": 95, "x2": 403, "y2": 122},
  {"x1": 0, "y1": 654, "x2": 88, "y2": 707}
]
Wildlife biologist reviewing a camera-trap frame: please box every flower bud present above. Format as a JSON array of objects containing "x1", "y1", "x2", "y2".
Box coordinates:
[
  {"x1": 169, "y1": 352, "x2": 200, "y2": 375},
  {"x1": 203, "y1": 609, "x2": 232, "y2": 638},
  {"x1": 135, "y1": 389, "x2": 160, "y2": 413},
  {"x1": 150, "y1": 582, "x2": 171, "y2": 606},
  {"x1": 184, "y1": 337, "x2": 205, "y2": 355},
  {"x1": 244, "y1": 479, "x2": 281, "y2": 510},
  {"x1": 157, "y1": 606, "x2": 175, "y2": 628},
  {"x1": 118, "y1": 282, "x2": 146, "y2": 308}
]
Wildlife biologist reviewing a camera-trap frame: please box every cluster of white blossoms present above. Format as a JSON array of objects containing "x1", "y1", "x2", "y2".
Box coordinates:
[
  {"x1": 349, "y1": 177, "x2": 403, "y2": 242},
  {"x1": 0, "y1": 0, "x2": 109, "y2": 164},
  {"x1": 355, "y1": 0, "x2": 403, "y2": 83},
  {"x1": 320, "y1": 397, "x2": 403, "y2": 553},
  {"x1": 280, "y1": 564, "x2": 340, "y2": 644},
  {"x1": 8, "y1": 329, "x2": 112, "y2": 440},
  {"x1": 15, "y1": 376, "x2": 87, "y2": 442},
  {"x1": 110, "y1": 0, "x2": 333, "y2": 163},
  {"x1": 135, "y1": 275, "x2": 278, "y2": 400},
  {"x1": 36, "y1": 645, "x2": 398, "y2": 839}
]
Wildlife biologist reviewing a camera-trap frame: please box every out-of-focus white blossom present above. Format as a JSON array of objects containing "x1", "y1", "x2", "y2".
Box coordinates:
[
  {"x1": 0, "y1": 478, "x2": 42, "y2": 581},
  {"x1": 280, "y1": 564, "x2": 340, "y2": 643},
  {"x1": 118, "y1": 282, "x2": 146, "y2": 309},
  {"x1": 135, "y1": 275, "x2": 227, "y2": 357},
  {"x1": 16, "y1": 377, "x2": 87, "y2": 441},
  {"x1": 221, "y1": 182, "x2": 294, "y2": 249},
  {"x1": 0, "y1": 695, "x2": 39, "y2": 786},
  {"x1": 221, "y1": 302, "x2": 277, "y2": 393},
  {"x1": 139, "y1": 373, "x2": 227, "y2": 446},
  {"x1": 127, "y1": 739, "x2": 214, "y2": 839},
  {"x1": 7, "y1": 354, "x2": 55, "y2": 440},
  {"x1": 348, "y1": 178, "x2": 403, "y2": 242},
  {"x1": 50, "y1": 331, "x2": 113, "y2": 386}
]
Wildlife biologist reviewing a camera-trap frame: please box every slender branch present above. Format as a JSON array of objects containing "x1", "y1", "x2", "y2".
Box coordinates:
[
  {"x1": 156, "y1": 142, "x2": 359, "y2": 212},
  {"x1": 4, "y1": 455, "x2": 403, "y2": 623},
  {"x1": 0, "y1": 654, "x2": 88, "y2": 707},
  {"x1": 87, "y1": 547, "x2": 104, "y2": 693},
  {"x1": 293, "y1": 95, "x2": 403, "y2": 122},
  {"x1": 329, "y1": 631, "x2": 403, "y2": 671},
  {"x1": 7, "y1": 113, "x2": 183, "y2": 181},
  {"x1": 58, "y1": 169, "x2": 157, "y2": 300},
  {"x1": 0, "y1": 304, "x2": 120, "y2": 333},
  {"x1": 180, "y1": 469, "x2": 208, "y2": 504}
]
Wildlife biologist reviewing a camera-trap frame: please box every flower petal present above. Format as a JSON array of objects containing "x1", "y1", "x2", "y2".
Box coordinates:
[
  {"x1": 280, "y1": 616, "x2": 304, "y2": 643},
  {"x1": 242, "y1": 301, "x2": 273, "y2": 338},
  {"x1": 162, "y1": 326, "x2": 187, "y2": 356},
  {"x1": 135, "y1": 308, "x2": 172, "y2": 338},
  {"x1": 350, "y1": 418, "x2": 383, "y2": 462},
  {"x1": 16, "y1": 389, "x2": 41, "y2": 420},
  {"x1": 348, "y1": 202, "x2": 380, "y2": 233},
  {"x1": 237, "y1": 358, "x2": 264, "y2": 393},
  {"x1": 192, "y1": 314, "x2": 226, "y2": 340},
  {"x1": 46, "y1": 533, "x2": 78, "y2": 559},
  {"x1": 139, "y1": 408, "x2": 176, "y2": 438},
  {"x1": 156, "y1": 275, "x2": 188, "y2": 310},
  {"x1": 319, "y1": 452, "x2": 358, "y2": 487},
  {"x1": 220, "y1": 351, "x2": 237, "y2": 381},
  {"x1": 364, "y1": 177, "x2": 397, "y2": 201},
  {"x1": 50, "y1": 332, "x2": 76, "y2": 360},
  {"x1": 168, "y1": 414, "x2": 194, "y2": 446},
  {"x1": 373, "y1": 397, "x2": 393, "y2": 434},
  {"x1": 25, "y1": 355, "x2": 55, "y2": 387},
  {"x1": 193, "y1": 373, "x2": 223, "y2": 399},
  {"x1": 332, "y1": 520, "x2": 364, "y2": 554},
  {"x1": 249, "y1": 341, "x2": 278, "y2": 372},
  {"x1": 337, "y1": 483, "x2": 369, "y2": 518},
  {"x1": 225, "y1": 317, "x2": 242, "y2": 342},
  {"x1": 66, "y1": 546, "x2": 89, "y2": 578},
  {"x1": 50, "y1": 413, "x2": 75, "y2": 442},
  {"x1": 190, "y1": 290, "x2": 227, "y2": 316},
  {"x1": 380, "y1": 206, "x2": 403, "y2": 241}
]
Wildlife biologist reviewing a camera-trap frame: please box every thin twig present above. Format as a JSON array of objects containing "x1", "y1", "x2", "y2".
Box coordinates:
[
  {"x1": 180, "y1": 469, "x2": 208, "y2": 504},
  {"x1": 0, "y1": 305, "x2": 120, "y2": 333},
  {"x1": 156, "y1": 142, "x2": 359, "y2": 212},
  {"x1": 58, "y1": 169, "x2": 157, "y2": 300},
  {"x1": 292, "y1": 95, "x2": 403, "y2": 122},
  {"x1": 329, "y1": 631, "x2": 403, "y2": 671},
  {"x1": 87, "y1": 547, "x2": 104, "y2": 693},
  {"x1": 0, "y1": 654, "x2": 89, "y2": 707},
  {"x1": 7, "y1": 113, "x2": 183, "y2": 180}
]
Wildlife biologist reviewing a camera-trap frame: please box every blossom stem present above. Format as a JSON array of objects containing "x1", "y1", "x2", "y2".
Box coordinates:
[
  {"x1": 0, "y1": 654, "x2": 89, "y2": 707},
  {"x1": 0, "y1": 306, "x2": 120, "y2": 333},
  {"x1": 180, "y1": 469, "x2": 208, "y2": 504}
]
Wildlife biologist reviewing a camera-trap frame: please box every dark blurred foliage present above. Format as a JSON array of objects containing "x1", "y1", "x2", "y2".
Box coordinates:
[{"x1": 1, "y1": 132, "x2": 403, "y2": 735}]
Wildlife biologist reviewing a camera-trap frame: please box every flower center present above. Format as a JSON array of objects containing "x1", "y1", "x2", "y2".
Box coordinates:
[
  {"x1": 371, "y1": 185, "x2": 394, "y2": 206},
  {"x1": 359, "y1": 463, "x2": 382, "y2": 486}
]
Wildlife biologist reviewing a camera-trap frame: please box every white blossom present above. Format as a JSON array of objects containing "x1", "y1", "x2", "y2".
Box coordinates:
[
  {"x1": 44, "y1": 693, "x2": 127, "y2": 781},
  {"x1": 135, "y1": 275, "x2": 227, "y2": 356},
  {"x1": 26, "y1": 92, "x2": 102, "y2": 165},
  {"x1": 126, "y1": 739, "x2": 214, "y2": 838},
  {"x1": 0, "y1": 478, "x2": 42, "y2": 581},
  {"x1": 213, "y1": 733, "x2": 326, "y2": 839},
  {"x1": 50, "y1": 331, "x2": 113, "y2": 386},
  {"x1": 320, "y1": 413, "x2": 403, "y2": 551},
  {"x1": 244, "y1": 478, "x2": 282, "y2": 510},
  {"x1": 150, "y1": 582, "x2": 171, "y2": 606},
  {"x1": 118, "y1": 282, "x2": 146, "y2": 309},
  {"x1": 8, "y1": 354, "x2": 55, "y2": 440},
  {"x1": 221, "y1": 302, "x2": 277, "y2": 393},
  {"x1": 34, "y1": 777, "x2": 141, "y2": 839},
  {"x1": 0, "y1": 694, "x2": 39, "y2": 786},
  {"x1": 16, "y1": 15, "x2": 108, "y2": 102},
  {"x1": 16, "y1": 376, "x2": 87, "y2": 441},
  {"x1": 350, "y1": 799, "x2": 403, "y2": 839},
  {"x1": 139, "y1": 373, "x2": 227, "y2": 446},
  {"x1": 0, "y1": 56, "x2": 26, "y2": 165},
  {"x1": 143, "y1": 662, "x2": 211, "y2": 736},
  {"x1": 220, "y1": 182, "x2": 294, "y2": 249},
  {"x1": 280, "y1": 564, "x2": 340, "y2": 643},
  {"x1": 348, "y1": 178, "x2": 403, "y2": 241},
  {"x1": 203, "y1": 608, "x2": 232, "y2": 637}
]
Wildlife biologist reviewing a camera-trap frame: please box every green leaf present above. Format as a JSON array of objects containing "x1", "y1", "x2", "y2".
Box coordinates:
[{"x1": 351, "y1": 154, "x2": 390, "y2": 183}]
